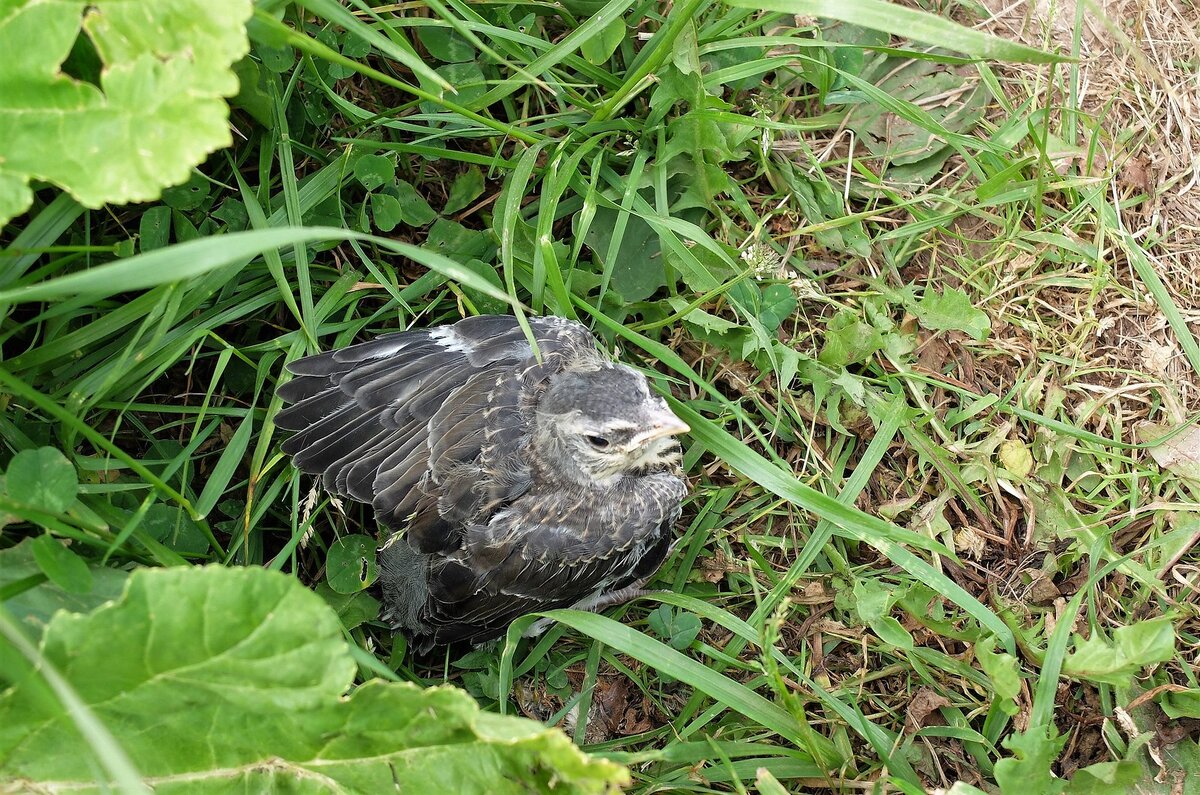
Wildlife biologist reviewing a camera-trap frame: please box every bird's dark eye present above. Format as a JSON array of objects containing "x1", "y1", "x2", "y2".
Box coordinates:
[{"x1": 584, "y1": 435, "x2": 610, "y2": 449}]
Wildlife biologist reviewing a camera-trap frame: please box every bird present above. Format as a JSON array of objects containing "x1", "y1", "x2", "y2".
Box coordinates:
[{"x1": 275, "y1": 314, "x2": 690, "y2": 652}]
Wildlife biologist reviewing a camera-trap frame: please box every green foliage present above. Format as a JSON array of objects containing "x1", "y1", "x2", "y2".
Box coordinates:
[
  {"x1": 0, "y1": 0, "x2": 1194, "y2": 791},
  {"x1": 646, "y1": 604, "x2": 702, "y2": 650},
  {"x1": 326, "y1": 534, "x2": 379, "y2": 594},
  {"x1": 1, "y1": 540, "x2": 130, "y2": 629},
  {"x1": 30, "y1": 534, "x2": 93, "y2": 594},
  {"x1": 0, "y1": 565, "x2": 628, "y2": 793},
  {"x1": 1062, "y1": 619, "x2": 1176, "y2": 687},
  {"x1": 3, "y1": 447, "x2": 78, "y2": 515},
  {"x1": 909, "y1": 287, "x2": 992, "y2": 341},
  {"x1": 0, "y1": 0, "x2": 253, "y2": 228}
]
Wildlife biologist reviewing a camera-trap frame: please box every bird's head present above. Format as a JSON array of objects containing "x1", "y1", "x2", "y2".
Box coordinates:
[{"x1": 534, "y1": 364, "x2": 689, "y2": 486}]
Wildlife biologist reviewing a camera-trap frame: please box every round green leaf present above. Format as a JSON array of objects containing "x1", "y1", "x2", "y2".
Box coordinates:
[
  {"x1": 326, "y1": 534, "x2": 379, "y2": 594},
  {"x1": 416, "y1": 27, "x2": 476, "y2": 63},
  {"x1": 392, "y1": 179, "x2": 437, "y2": 227},
  {"x1": 5, "y1": 447, "x2": 78, "y2": 514},
  {"x1": 353, "y1": 153, "x2": 395, "y2": 191},
  {"x1": 757, "y1": 284, "x2": 798, "y2": 332},
  {"x1": 255, "y1": 42, "x2": 295, "y2": 73},
  {"x1": 143, "y1": 503, "x2": 210, "y2": 555},
  {"x1": 315, "y1": 582, "x2": 381, "y2": 630},
  {"x1": 433, "y1": 62, "x2": 487, "y2": 106},
  {"x1": 646, "y1": 604, "x2": 702, "y2": 650},
  {"x1": 161, "y1": 171, "x2": 212, "y2": 211},
  {"x1": 30, "y1": 534, "x2": 94, "y2": 594},
  {"x1": 371, "y1": 192, "x2": 404, "y2": 232}
]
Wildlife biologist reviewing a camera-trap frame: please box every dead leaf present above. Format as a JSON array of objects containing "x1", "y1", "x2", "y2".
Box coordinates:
[
  {"x1": 1140, "y1": 422, "x2": 1200, "y2": 484},
  {"x1": 906, "y1": 687, "x2": 950, "y2": 733},
  {"x1": 795, "y1": 580, "x2": 835, "y2": 605}
]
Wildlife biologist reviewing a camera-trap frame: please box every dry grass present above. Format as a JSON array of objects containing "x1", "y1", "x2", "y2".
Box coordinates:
[{"x1": 981, "y1": 0, "x2": 1200, "y2": 409}]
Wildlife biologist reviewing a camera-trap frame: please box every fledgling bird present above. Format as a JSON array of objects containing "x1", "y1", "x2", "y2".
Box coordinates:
[{"x1": 275, "y1": 315, "x2": 689, "y2": 652}]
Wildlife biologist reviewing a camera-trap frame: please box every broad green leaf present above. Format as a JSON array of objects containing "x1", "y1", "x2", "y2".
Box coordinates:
[
  {"x1": 425, "y1": 218, "x2": 493, "y2": 261},
  {"x1": 459, "y1": 258, "x2": 509, "y2": 315},
  {"x1": 142, "y1": 504, "x2": 210, "y2": 555},
  {"x1": 839, "y1": 58, "x2": 986, "y2": 168},
  {"x1": 910, "y1": 287, "x2": 991, "y2": 341},
  {"x1": 326, "y1": 534, "x2": 379, "y2": 594},
  {"x1": 774, "y1": 158, "x2": 871, "y2": 256},
  {"x1": 416, "y1": 26, "x2": 476, "y2": 63},
  {"x1": 852, "y1": 578, "x2": 913, "y2": 649},
  {"x1": 425, "y1": 61, "x2": 487, "y2": 108},
  {"x1": 818, "y1": 309, "x2": 886, "y2": 367},
  {"x1": 0, "y1": 0, "x2": 253, "y2": 229},
  {"x1": 0, "y1": 566, "x2": 628, "y2": 793},
  {"x1": 1062, "y1": 618, "x2": 1176, "y2": 687},
  {"x1": 1062, "y1": 761, "x2": 1141, "y2": 794},
  {"x1": 583, "y1": 207, "x2": 664, "y2": 302},
  {"x1": 4, "y1": 447, "x2": 78, "y2": 515},
  {"x1": 138, "y1": 206, "x2": 172, "y2": 252},
  {"x1": 756, "y1": 284, "x2": 798, "y2": 332},
  {"x1": 580, "y1": 16, "x2": 625, "y2": 65},
  {"x1": 255, "y1": 42, "x2": 295, "y2": 73},
  {"x1": 662, "y1": 111, "x2": 729, "y2": 167},
  {"x1": 314, "y1": 583, "x2": 381, "y2": 631},
  {"x1": 30, "y1": 535, "x2": 93, "y2": 595},
  {"x1": 1160, "y1": 689, "x2": 1200, "y2": 719},
  {"x1": 161, "y1": 172, "x2": 211, "y2": 211}
]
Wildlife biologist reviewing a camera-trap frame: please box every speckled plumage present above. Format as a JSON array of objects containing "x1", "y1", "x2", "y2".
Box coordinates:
[{"x1": 276, "y1": 315, "x2": 689, "y2": 651}]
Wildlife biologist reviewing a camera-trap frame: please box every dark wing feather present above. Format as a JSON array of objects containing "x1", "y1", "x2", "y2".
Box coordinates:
[
  {"x1": 418, "y1": 473, "x2": 687, "y2": 647},
  {"x1": 275, "y1": 315, "x2": 597, "y2": 541}
]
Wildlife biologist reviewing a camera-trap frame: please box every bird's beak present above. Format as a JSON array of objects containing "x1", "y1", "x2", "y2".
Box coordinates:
[{"x1": 631, "y1": 411, "x2": 690, "y2": 446}]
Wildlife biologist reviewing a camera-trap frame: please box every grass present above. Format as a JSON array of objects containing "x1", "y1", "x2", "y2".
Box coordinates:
[{"x1": 2, "y1": 0, "x2": 1199, "y2": 792}]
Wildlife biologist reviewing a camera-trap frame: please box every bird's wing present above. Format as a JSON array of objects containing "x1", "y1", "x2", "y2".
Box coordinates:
[
  {"x1": 276, "y1": 315, "x2": 596, "y2": 542},
  {"x1": 421, "y1": 474, "x2": 686, "y2": 646}
]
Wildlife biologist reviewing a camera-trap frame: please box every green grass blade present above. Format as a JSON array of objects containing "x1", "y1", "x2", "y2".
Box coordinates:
[
  {"x1": 0, "y1": 227, "x2": 518, "y2": 306},
  {"x1": 669, "y1": 398, "x2": 1017, "y2": 654},
  {"x1": 535, "y1": 610, "x2": 816, "y2": 750},
  {"x1": 729, "y1": 0, "x2": 1064, "y2": 63}
]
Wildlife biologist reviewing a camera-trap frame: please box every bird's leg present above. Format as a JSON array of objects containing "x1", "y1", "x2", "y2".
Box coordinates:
[
  {"x1": 565, "y1": 535, "x2": 682, "y2": 614},
  {"x1": 569, "y1": 581, "x2": 657, "y2": 613},
  {"x1": 523, "y1": 578, "x2": 662, "y2": 637}
]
